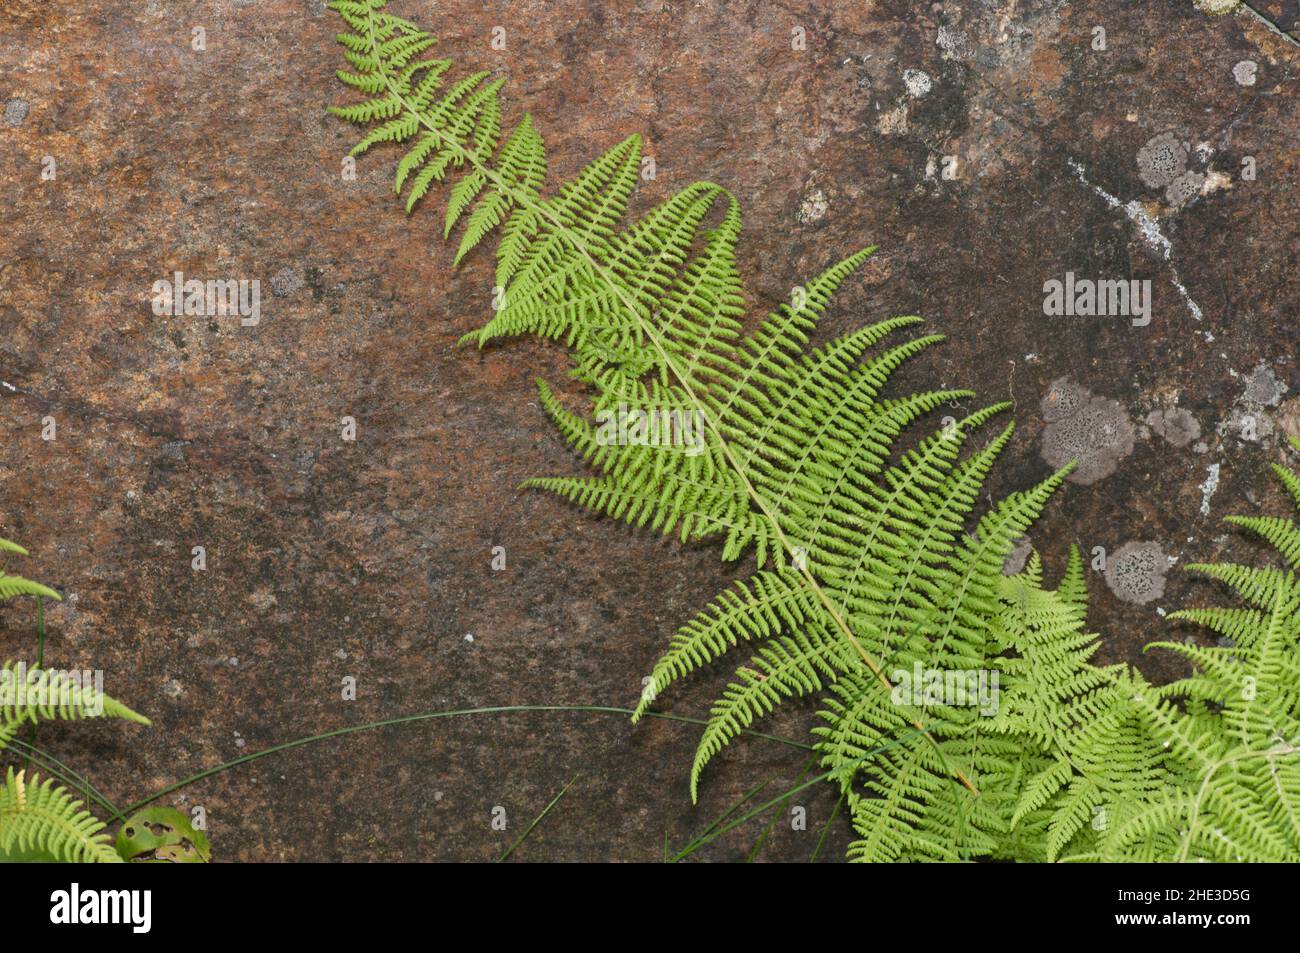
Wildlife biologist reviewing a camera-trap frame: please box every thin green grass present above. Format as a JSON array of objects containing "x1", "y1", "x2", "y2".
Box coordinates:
[
  {"x1": 5, "y1": 738, "x2": 118, "y2": 816},
  {"x1": 746, "y1": 755, "x2": 817, "y2": 862},
  {"x1": 675, "y1": 774, "x2": 776, "y2": 863},
  {"x1": 667, "y1": 728, "x2": 924, "y2": 862},
  {"x1": 109, "y1": 704, "x2": 810, "y2": 824},
  {"x1": 810, "y1": 791, "x2": 845, "y2": 862},
  {"x1": 498, "y1": 775, "x2": 579, "y2": 862}
]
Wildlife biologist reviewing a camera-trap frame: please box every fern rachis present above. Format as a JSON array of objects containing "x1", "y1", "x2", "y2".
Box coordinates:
[{"x1": 327, "y1": 0, "x2": 1034, "y2": 801}]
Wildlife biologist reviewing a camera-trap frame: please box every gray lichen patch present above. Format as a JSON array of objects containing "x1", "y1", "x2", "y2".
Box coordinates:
[
  {"x1": 1137, "y1": 132, "x2": 1188, "y2": 189},
  {"x1": 1145, "y1": 407, "x2": 1201, "y2": 448},
  {"x1": 935, "y1": 25, "x2": 972, "y2": 60},
  {"x1": 902, "y1": 68, "x2": 932, "y2": 98},
  {"x1": 1241, "y1": 362, "x2": 1287, "y2": 407},
  {"x1": 1220, "y1": 362, "x2": 1290, "y2": 445},
  {"x1": 798, "y1": 187, "x2": 829, "y2": 224},
  {"x1": 1165, "y1": 170, "x2": 1206, "y2": 209},
  {"x1": 1225, "y1": 405, "x2": 1274, "y2": 444},
  {"x1": 271, "y1": 267, "x2": 305, "y2": 297},
  {"x1": 1041, "y1": 376, "x2": 1089, "y2": 423},
  {"x1": 1199, "y1": 463, "x2": 1221, "y2": 516},
  {"x1": 1104, "y1": 541, "x2": 1172, "y2": 605},
  {"x1": 1134, "y1": 131, "x2": 1225, "y2": 212},
  {"x1": 3, "y1": 97, "x2": 29, "y2": 127},
  {"x1": 1040, "y1": 378, "x2": 1136, "y2": 485}
]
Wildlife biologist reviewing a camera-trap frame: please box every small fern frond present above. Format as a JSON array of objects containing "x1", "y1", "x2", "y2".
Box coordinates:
[
  {"x1": 0, "y1": 660, "x2": 150, "y2": 751},
  {"x1": 690, "y1": 620, "x2": 853, "y2": 801},
  {"x1": 0, "y1": 574, "x2": 61, "y2": 602},
  {"x1": 632, "y1": 567, "x2": 816, "y2": 721},
  {"x1": 1222, "y1": 515, "x2": 1300, "y2": 567},
  {"x1": 0, "y1": 768, "x2": 121, "y2": 863}
]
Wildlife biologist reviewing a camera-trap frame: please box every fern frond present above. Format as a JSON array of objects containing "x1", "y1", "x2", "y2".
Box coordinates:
[
  {"x1": 0, "y1": 660, "x2": 150, "y2": 751},
  {"x1": 0, "y1": 768, "x2": 121, "y2": 863},
  {"x1": 632, "y1": 567, "x2": 817, "y2": 721},
  {"x1": 690, "y1": 620, "x2": 853, "y2": 801},
  {"x1": 0, "y1": 535, "x2": 60, "y2": 602},
  {"x1": 0, "y1": 574, "x2": 60, "y2": 601},
  {"x1": 1222, "y1": 515, "x2": 1300, "y2": 567},
  {"x1": 329, "y1": 0, "x2": 1300, "y2": 863}
]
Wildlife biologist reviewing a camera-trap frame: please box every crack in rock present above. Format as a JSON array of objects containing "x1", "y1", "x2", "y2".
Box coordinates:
[{"x1": 1067, "y1": 159, "x2": 1204, "y2": 323}]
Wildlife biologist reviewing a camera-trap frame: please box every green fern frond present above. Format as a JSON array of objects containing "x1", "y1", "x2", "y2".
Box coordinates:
[
  {"x1": 1038, "y1": 459, "x2": 1300, "y2": 862},
  {"x1": 0, "y1": 660, "x2": 150, "y2": 751},
  {"x1": 1221, "y1": 515, "x2": 1300, "y2": 567},
  {"x1": 632, "y1": 567, "x2": 817, "y2": 722},
  {"x1": 0, "y1": 768, "x2": 121, "y2": 863},
  {"x1": 0, "y1": 575, "x2": 60, "y2": 602},
  {"x1": 331, "y1": 0, "x2": 1064, "y2": 851},
  {"x1": 691, "y1": 620, "x2": 853, "y2": 801},
  {"x1": 330, "y1": 0, "x2": 1300, "y2": 862},
  {"x1": 0, "y1": 538, "x2": 154, "y2": 864}
]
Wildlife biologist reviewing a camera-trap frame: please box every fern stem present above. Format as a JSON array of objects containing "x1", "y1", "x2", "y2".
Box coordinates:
[{"x1": 358, "y1": 4, "x2": 978, "y2": 798}]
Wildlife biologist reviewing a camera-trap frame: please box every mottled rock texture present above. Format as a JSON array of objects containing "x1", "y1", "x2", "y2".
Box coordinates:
[{"x1": 0, "y1": 1, "x2": 1296, "y2": 861}]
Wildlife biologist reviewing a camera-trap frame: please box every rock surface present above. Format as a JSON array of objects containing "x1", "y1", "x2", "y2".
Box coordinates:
[{"x1": 0, "y1": 1, "x2": 1296, "y2": 861}]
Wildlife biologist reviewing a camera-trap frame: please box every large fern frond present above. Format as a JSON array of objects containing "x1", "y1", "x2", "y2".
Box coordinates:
[
  {"x1": 329, "y1": 2, "x2": 1300, "y2": 862},
  {"x1": 331, "y1": 0, "x2": 1062, "y2": 844}
]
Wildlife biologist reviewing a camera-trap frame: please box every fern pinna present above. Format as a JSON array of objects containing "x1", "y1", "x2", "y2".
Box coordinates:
[
  {"x1": 328, "y1": 0, "x2": 1300, "y2": 861},
  {"x1": 0, "y1": 536, "x2": 60, "y2": 603}
]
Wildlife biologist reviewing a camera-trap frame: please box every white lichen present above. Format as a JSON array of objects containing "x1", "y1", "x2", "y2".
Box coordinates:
[
  {"x1": 1199, "y1": 463, "x2": 1221, "y2": 516},
  {"x1": 902, "y1": 68, "x2": 932, "y2": 98}
]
